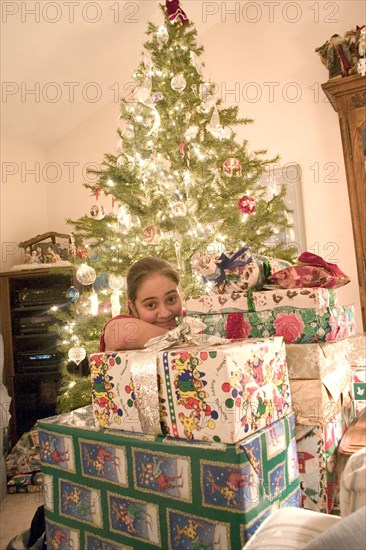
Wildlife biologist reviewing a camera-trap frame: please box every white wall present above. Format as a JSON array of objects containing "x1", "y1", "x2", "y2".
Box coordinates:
[
  {"x1": 1, "y1": 0, "x2": 364, "y2": 329},
  {"x1": 0, "y1": 134, "x2": 48, "y2": 270}
]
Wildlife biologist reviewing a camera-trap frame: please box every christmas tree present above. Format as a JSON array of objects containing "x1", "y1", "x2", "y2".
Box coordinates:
[{"x1": 56, "y1": 1, "x2": 296, "y2": 412}]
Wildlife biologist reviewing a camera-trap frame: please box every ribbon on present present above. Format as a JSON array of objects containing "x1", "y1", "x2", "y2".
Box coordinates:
[
  {"x1": 129, "y1": 351, "x2": 161, "y2": 435},
  {"x1": 129, "y1": 317, "x2": 228, "y2": 435},
  {"x1": 144, "y1": 315, "x2": 226, "y2": 352},
  {"x1": 215, "y1": 246, "x2": 253, "y2": 285},
  {"x1": 298, "y1": 251, "x2": 350, "y2": 288}
]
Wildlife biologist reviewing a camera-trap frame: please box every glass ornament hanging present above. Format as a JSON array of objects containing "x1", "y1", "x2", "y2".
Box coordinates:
[
  {"x1": 90, "y1": 204, "x2": 105, "y2": 220},
  {"x1": 76, "y1": 263, "x2": 97, "y2": 286},
  {"x1": 143, "y1": 224, "x2": 163, "y2": 245},
  {"x1": 170, "y1": 201, "x2": 188, "y2": 218},
  {"x1": 238, "y1": 195, "x2": 256, "y2": 214},
  {"x1": 68, "y1": 345, "x2": 87, "y2": 365},
  {"x1": 108, "y1": 274, "x2": 125, "y2": 318},
  {"x1": 65, "y1": 286, "x2": 80, "y2": 303},
  {"x1": 171, "y1": 73, "x2": 187, "y2": 93},
  {"x1": 223, "y1": 157, "x2": 242, "y2": 178}
]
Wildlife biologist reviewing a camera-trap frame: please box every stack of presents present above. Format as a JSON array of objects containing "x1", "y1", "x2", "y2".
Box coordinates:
[{"x1": 36, "y1": 249, "x2": 365, "y2": 549}]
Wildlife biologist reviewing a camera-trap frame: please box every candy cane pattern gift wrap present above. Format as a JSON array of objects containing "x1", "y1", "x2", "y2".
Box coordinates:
[{"x1": 90, "y1": 337, "x2": 291, "y2": 444}]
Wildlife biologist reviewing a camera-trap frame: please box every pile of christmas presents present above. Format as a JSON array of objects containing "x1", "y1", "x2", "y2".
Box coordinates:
[{"x1": 37, "y1": 249, "x2": 362, "y2": 548}]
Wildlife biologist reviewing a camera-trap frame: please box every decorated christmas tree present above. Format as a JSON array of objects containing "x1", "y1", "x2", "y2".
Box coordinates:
[{"x1": 55, "y1": 1, "x2": 296, "y2": 412}]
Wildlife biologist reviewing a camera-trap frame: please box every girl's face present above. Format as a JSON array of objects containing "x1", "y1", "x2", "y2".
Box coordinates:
[{"x1": 129, "y1": 273, "x2": 182, "y2": 329}]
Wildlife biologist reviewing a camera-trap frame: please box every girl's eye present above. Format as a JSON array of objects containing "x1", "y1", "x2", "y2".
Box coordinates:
[
  {"x1": 145, "y1": 302, "x2": 156, "y2": 310},
  {"x1": 167, "y1": 296, "x2": 178, "y2": 304}
]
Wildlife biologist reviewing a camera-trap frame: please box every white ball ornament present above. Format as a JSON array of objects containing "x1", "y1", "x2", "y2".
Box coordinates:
[
  {"x1": 90, "y1": 204, "x2": 105, "y2": 220},
  {"x1": 76, "y1": 264, "x2": 97, "y2": 286},
  {"x1": 108, "y1": 274, "x2": 126, "y2": 291},
  {"x1": 170, "y1": 201, "x2": 188, "y2": 218},
  {"x1": 68, "y1": 346, "x2": 87, "y2": 365},
  {"x1": 171, "y1": 73, "x2": 187, "y2": 93}
]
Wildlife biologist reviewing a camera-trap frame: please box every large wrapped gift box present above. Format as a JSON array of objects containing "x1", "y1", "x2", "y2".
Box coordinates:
[
  {"x1": 186, "y1": 288, "x2": 338, "y2": 314},
  {"x1": 90, "y1": 338, "x2": 291, "y2": 444},
  {"x1": 295, "y1": 407, "x2": 351, "y2": 514},
  {"x1": 38, "y1": 407, "x2": 301, "y2": 549},
  {"x1": 189, "y1": 305, "x2": 355, "y2": 344},
  {"x1": 347, "y1": 333, "x2": 366, "y2": 416},
  {"x1": 285, "y1": 340, "x2": 351, "y2": 425}
]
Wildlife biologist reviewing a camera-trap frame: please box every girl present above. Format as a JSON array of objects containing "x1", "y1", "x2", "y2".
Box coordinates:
[{"x1": 100, "y1": 257, "x2": 183, "y2": 351}]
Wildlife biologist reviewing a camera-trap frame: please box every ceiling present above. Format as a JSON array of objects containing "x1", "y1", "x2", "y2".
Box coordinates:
[{"x1": 1, "y1": 1, "x2": 215, "y2": 148}]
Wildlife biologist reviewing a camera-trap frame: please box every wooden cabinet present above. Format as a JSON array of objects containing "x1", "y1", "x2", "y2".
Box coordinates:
[
  {"x1": 0, "y1": 267, "x2": 74, "y2": 446},
  {"x1": 322, "y1": 74, "x2": 366, "y2": 330}
]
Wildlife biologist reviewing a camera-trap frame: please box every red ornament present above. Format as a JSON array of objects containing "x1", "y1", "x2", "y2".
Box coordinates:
[{"x1": 238, "y1": 195, "x2": 256, "y2": 214}]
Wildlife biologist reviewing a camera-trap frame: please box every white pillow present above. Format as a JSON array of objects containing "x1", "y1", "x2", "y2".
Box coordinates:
[{"x1": 242, "y1": 508, "x2": 340, "y2": 550}]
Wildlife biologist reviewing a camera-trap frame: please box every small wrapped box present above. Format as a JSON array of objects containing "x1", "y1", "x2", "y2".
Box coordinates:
[
  {"x1": 289, "y1": 377, "x2": 350, "y2": 426},
  {"x1": 296, "y1": 407, "x2": 351, "y2": 514},
  {"x1": 90, "y1": 337, "x2": 291, "y2": 444},
  {"x1": 189, "y1": 305, "x2": 355, "y2": 344},
  {"x1": 186, "y1": 287, "x2": 338, "y2": 315},
  {"x1": 285, "y1": 340, "x2": 350, "y2": 380},
  {"x1": 38, "y1": 408, "x2": 301, "y2": 549},
  {"x1": 286, "y1": 340, "x2": 351, "y2": 425},
  {"x1": 346, "y1": 334, "x2": 366, "y2": 415}
]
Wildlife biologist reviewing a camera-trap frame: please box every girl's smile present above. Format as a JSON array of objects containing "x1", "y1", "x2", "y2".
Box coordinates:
[{"x1": 130, "y1": 273, "x2": 182, "y2": 329}]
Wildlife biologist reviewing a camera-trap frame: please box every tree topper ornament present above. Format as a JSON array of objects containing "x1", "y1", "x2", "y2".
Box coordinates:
[{"x1": 165, "y1": 0, "x2": 189, "y2": 25}]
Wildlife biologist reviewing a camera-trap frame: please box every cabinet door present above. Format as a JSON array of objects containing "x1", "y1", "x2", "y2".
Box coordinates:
[{"x1": 348, "y1": 106, "x2": 366, "y2": 325}]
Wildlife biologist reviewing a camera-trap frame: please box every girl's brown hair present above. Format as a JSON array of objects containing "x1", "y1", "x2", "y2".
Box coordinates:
[{"x1": 127, "y1": 257, "x2": 180, "y2": 304}]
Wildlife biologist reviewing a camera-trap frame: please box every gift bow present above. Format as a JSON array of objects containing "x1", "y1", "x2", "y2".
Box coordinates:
[
  {"x1": 144, "y1": 315, "x2": 226, "y2": 351},
  {"x1": 130, "y1": 317, "x2": 227, "y2": 435},
  {"x1": 215, "y1": 246, "x2": 253, "y2": 285}
]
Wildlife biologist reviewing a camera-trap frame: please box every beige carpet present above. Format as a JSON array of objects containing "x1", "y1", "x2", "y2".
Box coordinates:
[{"x1": 0, "y1": 493, "x2": 43, "y2": 549}]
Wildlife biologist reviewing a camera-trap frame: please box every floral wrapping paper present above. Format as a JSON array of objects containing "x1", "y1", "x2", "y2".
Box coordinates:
[
  {"x1": 90, "y1": 338, "x2": 292, "y2": 444},
  {"x1": 185, "y1": 288, "x2": 338, "y2": 315},
  {"x1": 346, "y1": 333, "x2": 366, "y2": 367},
  {"x1": 38, "y1": 409, "x2": 301, "y2": 549},
  {"x1": 285, "y1": 340, "x2": 350, "y2": 379},
  {"x1": 190, "y1": 305, "x2": 355, "y2": 344},
  {"x1": 295, "y1": 406, "x2": 352, "y2": 514}
]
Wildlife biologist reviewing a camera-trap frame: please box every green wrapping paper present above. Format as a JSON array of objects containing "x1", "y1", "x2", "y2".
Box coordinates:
[
  {"x1": 38, "y1": 408, "x2": 300, "y2": 549},
  {"x1": 191, "y1": 305, "x2": 356, "y2": 344}
]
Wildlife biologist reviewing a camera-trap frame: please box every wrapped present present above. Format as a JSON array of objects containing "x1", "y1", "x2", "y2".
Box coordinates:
[
  {"x1": 191, "y1": 305, "x2": 356, "y2": 344},
  {"x1": 289, "y1": 378, "x2": 350, "y2": 426},
  {"x1": 192, "y1": 246, "x2": 291, "y2": 293},
  {"x1": 346, "y1": 333, "x2": 366, "y2": 367},
  {"x1": 5, "y1": 426, "x2": 41, "y2": 489},
  {"x1": 186, "y1": 287, "x2": 338, "y2": 315},
  {"x1": 268, "y1": 251, "x2": 350, "y2": 290},
  {"x1": 350, "y1": 366, "x2": 366, "y2": 416},
  {"x1": 90, "y1": 336, "x2": 291, "y2": 444},
  {"x1": 296, "y1": 407, "x2": 351, "y2": 514},
  {"x1": 38, "y1": 407, "x2": 300, "y2": 549},
  {"x1": 286, "y1": 340, "x2": 350, "y2": 379},
  {"x1": 7, "y1": 471, "x2": 43, "y2": 493},
  {"x1": 346, "y1": 334, "x2": 366, "y2": 415}
]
